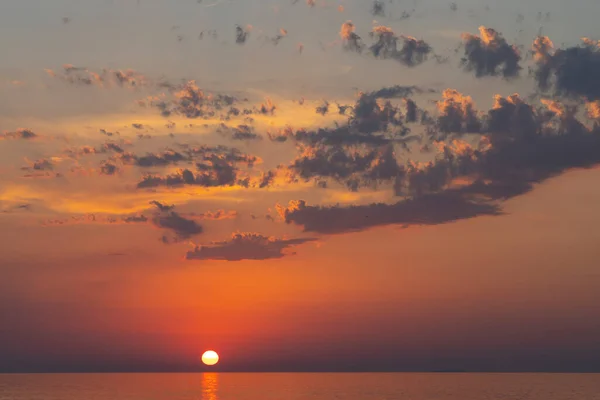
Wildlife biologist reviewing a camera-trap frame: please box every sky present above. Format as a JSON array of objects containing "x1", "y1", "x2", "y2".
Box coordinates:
[{"x1": 1, "y1": 0, "x2": 600, "y2": 373}]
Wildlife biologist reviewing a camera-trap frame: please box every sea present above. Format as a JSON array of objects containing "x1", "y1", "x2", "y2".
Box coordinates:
[{"x1": 0, "y1": 373, "x2": 599, "y2": 400}]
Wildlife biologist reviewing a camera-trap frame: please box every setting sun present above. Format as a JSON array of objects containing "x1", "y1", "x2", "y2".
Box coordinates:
[{"x1": 201, "y1": 350, "x2": 219, "y2": 366}]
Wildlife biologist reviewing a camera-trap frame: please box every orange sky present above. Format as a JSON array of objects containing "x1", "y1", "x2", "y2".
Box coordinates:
[{"x1": 1, "y1": 0, "x2": 600, "y2": 372}]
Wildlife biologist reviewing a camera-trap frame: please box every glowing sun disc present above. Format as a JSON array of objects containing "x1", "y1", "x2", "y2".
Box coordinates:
[{"x1": 202, "y1": 350, "x2": 219, "y2": 366}]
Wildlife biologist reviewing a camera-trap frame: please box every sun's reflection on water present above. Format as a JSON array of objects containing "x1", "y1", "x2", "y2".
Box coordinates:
[{"x1": 201, "y1": 373, "x2": 219, "y2": 400}]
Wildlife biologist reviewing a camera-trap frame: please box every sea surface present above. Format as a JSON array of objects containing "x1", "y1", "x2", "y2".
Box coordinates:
[{"x1": 1, "y1": 373, "x2": 599, "y2": 400}]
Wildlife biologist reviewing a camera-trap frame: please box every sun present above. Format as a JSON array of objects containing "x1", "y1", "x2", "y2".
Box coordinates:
[{"x1": 202, "y1": 350, "x2": 219, "y2": 366}]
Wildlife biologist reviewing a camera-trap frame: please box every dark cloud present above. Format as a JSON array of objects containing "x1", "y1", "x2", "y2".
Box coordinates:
[
  {"x1": 460, "y1": 26, "x2": 521, "y2": 78},
  {"x1": 121, "y1": 215, "x2": 149, "y2": 223},
  {"x1": 256, "y1": 98, "x2": 277, "y2": 115},
  {"x1": 288, "y1": 144, "x2": 403, "y2": 191},
  {"x1": 531, "y1": 37, "x2": 600, "y2": 101},
  {"x1": 137, "y1": 165, "x2": 239, "y2": 189},
  {"x1": 66, "y1": 142, "x2": 128, "y2": 158},
  {"x1": 277, "y1": 193, "x2": 501, "y2": 234},
  {"x1": 258, "y1": 170, "x2": 276, "y2": 188},
  {"x1": 486, "y1": 94, "x2": 540, "y2": 139},
  {"x1": 231, "y1": 124, "x2": 262, "y2": 140},
  {"x1": 40, "y1": 202, "x2": 234, "y2": 244},
  {"x1": 147, "y1": 80, "x2": 239, "y2": 119},
  {"x1": 136, "y1": 144, "x2": 261, "y2": 188},
  {"x1": 151, "y1": 209, "x2": 203, "y2": 242},
  {"x1": 270, "y1": 86, "x2": 429, "y2": 191},
  {"x1": 180, "y1": 144, "x2": 260, "y2": 167},
  {"x1": 132, "y1": 150, "x2": 188, "y2": 167},
  {"x1": 434, "y1": 89, "x2": 482, "y2": 134},
  {"x1": 110, "y1": 145, "x2": 259, "y2": 180},
  {"x1": 369, "y1": 26, "x2": 432, "y2": 67},
  {"x1": 45, "y1": 65, "x2": 151, "y2": 88},
  {"x1": 340, "y1": 21, "x2": 364, "y2": 53},
  {"x1": 0, "y1": 203, "x2": 32, "y2": 214},
  {"x1": 149, "y1": 201, "x2": 175, "y2": 212},
  {"x1": 0, "y1": 128, "x2": 37, "y2": 141},
  {"x1": 235, "y1": 25, "x2": 251, "y2": 44},
  {"x1": 478, "y1": 97, "x2": 600, "y2": 188},
  {"x1": 281, "y1": 87, "x2": 600, "y2": 225},
  {"x1": 417, "y1": 92, "x2": 600, "y2": 197},
  {"x1": 42, "y1": 213, "x2": 148, "y2": 226},
  {"x1": 404, "y1": 98, "x2": 418, "y2": 123},
  {"x1": 315, "y1": 101, "x2": 330, "y2": 116},
  {"x1": 22, "y1": 159, "x2": 54, "y2": 172},
  {"x1": 99, "y1": 129, "x2": 118, "y2": 137},
  {"x1": 131, "y1": 123, "x2": 144, "y2": 130},
  {"x1": 189, "y1": 210, "x2": 238, "y2": 220},
  {"x1": 366, "y1": 85, "x2": 420, "y2": 99},
  {"x1": 99, "y1": 161, "x2": 119, "y2": 175},
  {"x1": 185, "y1": 232, "x2": 317, "y2": 261},
  {"x1": 277, "y1": 92, "x2": 415, "y2": 147},
  {"x1": 422, "y1": 94, "x2": 600, "y2": 198},
  {"x1": 371, "y1": 0, "x2": 385, "y2": 17},
  {"x1": 394, "y1": 35, "x2": 432, "y2": 67},
  {"x1": 20, "y1": 157, "x2": 62, "y2": 178},
  {"x1": 270, "y1": 28, "x2": 288, "y2": 46},
  {"x1": 103, "y1": 142, "x2": 125, "y2": 154}
]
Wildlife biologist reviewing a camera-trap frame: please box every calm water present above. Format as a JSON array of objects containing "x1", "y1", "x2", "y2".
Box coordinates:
[{"x1": 0, "y1": 373, "x2": 599, "y2": 400}]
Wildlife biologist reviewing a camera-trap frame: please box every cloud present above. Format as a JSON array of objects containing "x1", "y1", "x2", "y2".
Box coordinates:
[
  {"x1": 435, "y1": 89, "x2": 482, "y2": 134},
  {"x1": 531, "y1": 37, "x2": 600, "y2": 100},
  {"x1": 44, "y1": 202, "x2": 204, "y2": 243},
  {"x1": 280, "y1": 87, "x2": 600, "y2": 232},
  {"x1": 230, "y1": 124, "x2": 262, "y2": 140},
  {"x1": 369, "y1": 26, "x2": 432, "y2": 67},
  {"x1": 181, "y1": 144, "x2": 260, "y2": 167},
  {"x1": 99, "y1": 129, "x2": 118, "y2": 137},
  {"x1": 149, "y1": 200, "x2": 175, "y2": 212},
  {"x1": 269, "y1": 28, "x2": 288, "y2": 46},
  {"x1": 340, "y1": 21, "x2": 364, "y2": 53},
  {"x1": 45, "y1": 65, "x2": 152, "y2": 88},
  {"x1": 371, "y1": 0, "x2": 385, "y2": 17},
  {"x1": 276, "y1": 193, "x2": 501, "y2": 234},
  {"x1": 425, "y1": 94, "x2": 600, "y2": 195},
  {"x1": 20, "y1": 157, "x2": 65, "y2": 178},
  {"x1": 137, "y1": 165, "x2": 240, "y2": 189},
  {"x1": 99, "y1": 161, "x2": 119, "y2": 175},
  {"x1": 460, "y1": 26, "x2": 521, "y2": 78},
  {"x1": 287, "y1": 144, "x2": 403, "y2": 191},
  {"x1": 587, "y1": 101, "x2": 600, "y2": 121},
  {"x1": 258, "y1": 170, "x2": 276, "y2": 189},
  {"x1": 0, "y1": 203, "x2": 32, "y2": 214},
  {"x1": 40, "y1": 200, "x2": 234, "y2": 245},
  {"x1": 235, "y1": 25, "x2": 251, "y2": 44},
  {"x1": 65, "y1": 142, "x2": 128, "y2": 158},
  {"x1": 152, "y1": 210, "x2": 203, "y2": 243},
  {"x1": 185, "y1": 232, "x2": 317, "y2": 261},
  {"x1": 0, "y1": 128, "x2": 38, "y2": 141},
  {"x1": 131, "y1": 149, "x2": 188, "y2": 167},
  {"x1": 42, "y1": 213, "x2": 148, "y2": 226},
  {"x1": 190, "y1": 209, "x2": 238, "y2": 220},
  {"x1": 366, "y1": 85, "x2": 421, "y2": 99},
  {"x1": 315, "y1": 101, "x2": 330, "y2": 116},
  {"x1": 146, "y1": 80, "x2": 241, "y2": 119},
  {"x1": 404, "y1": 99, "x2": 418, "y2": 123},
  {"x1": 277, "y1": 92, "x2": 416, "y2": 147},
  {"x1": 136, "y1": 145, "x2": 261, "y2": 189},
  {"x1": 255, "y1": 98, "x2": 277, "y2": 115},
  {"x1": 22, "y1": 158, "x2": 54, "y2": 172}
]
